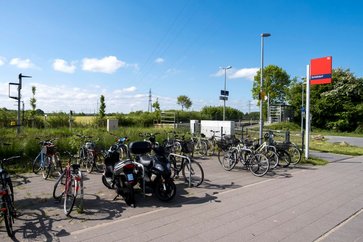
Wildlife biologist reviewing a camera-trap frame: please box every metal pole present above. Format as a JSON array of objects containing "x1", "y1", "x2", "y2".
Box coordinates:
[
  {"x1": 223, "y1": 68, "x2": 226, "y2": 121},
  {"x1": 16, "y1": 74, "x2": 22, "y2": 135},
  {"x1": 259, "y1": 37, "x2": 265, "y2": 144},
  {"x1": 305, "y1": 65, "x2": 310, "y2": 159}
]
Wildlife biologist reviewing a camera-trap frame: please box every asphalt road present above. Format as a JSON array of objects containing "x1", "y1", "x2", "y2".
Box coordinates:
[
  {"x1": 325, "y1": 135, "x2": 363, "y2": 147},
  {"x1": 2, "y1": 153, "x2": 363, "y2": 242}
]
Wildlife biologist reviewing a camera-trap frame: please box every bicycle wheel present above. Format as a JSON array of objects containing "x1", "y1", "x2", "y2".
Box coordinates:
[
  {"x1": 32, "y1": 153, "x2": 42, "y2": 174},
  {"x1": 266, "y1": 149, "x2": 279, "y2": 169},
  {"x1": 249, "y1": 153, "x2": 270, "y2": 177},
  {"x1": 94, "y1": 152, "x2": 106, "y2": 172},
  {"x1": 169, "y1": 156, "x2": 179, "y2": 179},
  {"x1": 85, "y1": 151, "x2": 94, "y2": 173},
  {"x1": 277, "y1": 149, "x2": 291, "y2": 168},
  {"x1": 195, "y1": 140, "x2": 208, "y2": 157},
  {"x1": 182, "y1": 159, "x2": 204, "y2": 187},
  {"x1": 64, "y1": 176, "x2": 76, "y2": 216},
  {"x1": 221, "y1": 149, "x2": 238, "y2": 171},
  {"x1": 53, "y1": 171, "x2": 66, "y2": 201},
  {"x1": 78, "y1": 148, "x2": 86, "y2": 168},
  {"x1": 2, "y1": 195, "x2": 14, "y2": 237},
  {"x1": 217, "y1": 150, "x2": 225, "y2": 166},
  {"x1": 173, "y1": 141, "x2": 182, "y2": 154},
  {"x1": 54, "y1": 152, "x2": 63, "y2": 175},
  {"x1": 42, "y1": 156, "x2": 52, "y2": 179},
  {"x1": 288, "y1": 145, "x2": 302, "y2": 165}
]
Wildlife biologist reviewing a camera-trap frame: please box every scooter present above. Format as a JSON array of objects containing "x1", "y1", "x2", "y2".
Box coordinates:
[
  {"x1": 129, "y1": 140, "x2": 176, "y2": 202},
  {"x1": 101, "y1": 144, "x2": 140, "y2": 207}
]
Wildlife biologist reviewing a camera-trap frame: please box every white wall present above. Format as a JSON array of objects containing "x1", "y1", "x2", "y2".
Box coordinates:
[
  {"x1": 107, "y1": 119, "x2": 118, "y2": 132},
  {"x1": 200, "y1": 120, "x2": 235, "y2": 138}
]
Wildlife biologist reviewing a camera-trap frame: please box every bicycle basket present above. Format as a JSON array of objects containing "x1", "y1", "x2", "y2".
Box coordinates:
[
  {"x1": 181, "y1": 141, "x2": 194, "y2": 154},
  {"x1": 45, "y1": 145, "x2": 56, "y2": 155},
  {"x1": 85, "y1": 142, "x2": 95, "y2": 149},
  {"x1": 275, "y1": 142, "x2": 290, "y2": 150}
]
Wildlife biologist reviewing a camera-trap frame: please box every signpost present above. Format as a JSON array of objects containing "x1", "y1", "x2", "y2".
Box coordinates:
[{"x1": 305, "y1": 56, "x2": 332, "y2": 158}]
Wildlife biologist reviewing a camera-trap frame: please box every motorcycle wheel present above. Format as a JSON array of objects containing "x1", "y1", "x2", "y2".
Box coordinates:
[
  {"x1": 154, "y1": 178, "x2": 176, "y2": 202},
  {"x1": 122, "y1": 185, "x2": 136, "y2": 208},
  {"x1": 101, "y1": 175, "x2": 113, "y2": 189}
]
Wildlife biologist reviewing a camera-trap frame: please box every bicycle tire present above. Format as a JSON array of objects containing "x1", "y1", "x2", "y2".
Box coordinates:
[
  {"x1": 195, "y1": 140, "x2": 208, "y2": 157},
  {"x1": 85, "y1": 151, "x2": 94, "y2": 173},
  {"x1": 94, "y1": 152, "x2": 105, "y2": 172},
  {"x1": 182, "y1": 159, "x2": 204, "y2": 187},
  {"x1": 288, "y1": 145, "x2": 302, "y2": 165},
  {"x1": 222, "y1": 149, "x2": 238, "y2": 171},
  {"x1": 32, "y1": 153, "x2": 42, "y2": 174},
  {"x1": 42, "y1": 156, "x2": 52, "y2": 179},
  {"x1": 53, "y1": 171, "x2": 66, "y2": 201},
  {"x1": 266, "y1": 149, "x2": 279, "y2": 169},
  {"x1": 217, "y1": 150, "x2": 224, "y2": 166},
  {"x1": 169, "y1": 156, "x2": 179, "y2": 179},
  {"x1": 249, "y1": 153, "x2": 270, "y2": 177},
  {"x1": 54, "y1": 152, "x2": 63, "y2": 175},
  {"x1": 277, "y1": 149, "x2": 291, "y2": 168},
  {"x1": 64, "y1": 176, "x2": 76, "y2": 216},
  {"x1": 3, "y1": 194, "x2": 14, "y2": 237}
]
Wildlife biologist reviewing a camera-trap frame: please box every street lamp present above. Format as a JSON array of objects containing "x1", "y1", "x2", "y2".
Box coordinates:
[
  {"x1": 259, "y1": 33, "x2": 271, "y2": 144},
  {"x1": 220, "y1": 65, "x2": 232, "y2": 121}
]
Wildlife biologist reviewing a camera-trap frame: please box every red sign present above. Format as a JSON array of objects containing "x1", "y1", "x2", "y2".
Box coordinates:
[{"x1": 310, "y1": 56, "x2": 332, "y2": 85}]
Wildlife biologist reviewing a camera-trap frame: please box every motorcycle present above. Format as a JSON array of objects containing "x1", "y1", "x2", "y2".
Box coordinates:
[
  {"x1": 101, "y1": 144, "x2": 140, "y2": 207},
  {"x1": 129, "y1": 139, "x2": 176, "y2": 202}
]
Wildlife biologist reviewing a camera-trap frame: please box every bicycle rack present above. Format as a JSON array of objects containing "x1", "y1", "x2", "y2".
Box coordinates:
[{"x1": 168, "y1": 153, "x2": 192, "y2": 188}]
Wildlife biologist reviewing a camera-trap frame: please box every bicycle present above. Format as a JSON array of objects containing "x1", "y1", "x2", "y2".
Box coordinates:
[
  {"x1": 32, "y1": 138, "x2": 62, "y2": 179},
  {"x1": 245, "y1": 134, "x2": 279, "y2": 169},
  {"x1": 53, "y1": 151, "x2": 83, "y2": 216},
  {"x1": 109, "y1": 133, "x2": 129, "y2": 160},
  {"x1": 163, "y1": 131, "x2": 182, "y2": 154},
  {"x1": 205, "y1": 130, "x2": 220, "y2": 156},
  {"x1": 0, "y1": 155, "x2": 20, "y2": 237},
  {"x1": 191, "y1": 133, "x2": 208, "y2": 157},
  {"x1": 221, "y1": 141, "x2": 270, "y2": 177},
  {"x1": 168, "y1": 138, "x2": 204, "y2": 187},
  {"x1": 76, "y1": 134, "x2": 104, "y2": 173}
]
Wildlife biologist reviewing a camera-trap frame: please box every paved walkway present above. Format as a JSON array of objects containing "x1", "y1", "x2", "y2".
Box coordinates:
[{"x1": 1, "y1": 153, "x2": 363, "y2": 242}]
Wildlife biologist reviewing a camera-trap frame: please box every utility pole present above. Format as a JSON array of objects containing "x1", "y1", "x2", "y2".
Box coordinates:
[
  {"x1": 148, "y1": 89, "x2": 152, "y2": 112},
  {"x1": 9, "y1": 73, "x2": 31, "y2": 134}
]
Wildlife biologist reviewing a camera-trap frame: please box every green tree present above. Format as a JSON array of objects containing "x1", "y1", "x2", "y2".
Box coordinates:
[
  {"x1": 252, "y1": 65, "x2": 292, "y2": 105},
  {"x1": 152, "y1": 98, "x2": 160, "y2": 111},
  {"x1": 177, "y1": 95, "x2": 192, "y2": 111},
  {"x1": 201, "y1": 106, "x2": 244, "y2": 121},
  {"x1": 99, "y1": 95, "x2": 106, "y2": 119},
  {"x1": 287, "y1": 68, "x2": 363, "y2": 132},
  {"x1": 30, "y1": 86, "x2": 37, "y2": 117}
]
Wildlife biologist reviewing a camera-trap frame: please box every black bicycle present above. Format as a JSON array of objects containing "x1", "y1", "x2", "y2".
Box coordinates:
[
  {"x1": 168, "y1": 139, "x2": 204, "y2": 187},
  {"x1": 0, "y1": 155, "x2": 20, "y2": 237}
]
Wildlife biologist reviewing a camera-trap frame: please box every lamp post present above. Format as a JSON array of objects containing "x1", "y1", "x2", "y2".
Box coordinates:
[
  {"x1": 220, "y1": 65, "x2": 232, "y2": 121},
  {"x1": 259, "y1": 33, "x2": 271, "y2": 144}
]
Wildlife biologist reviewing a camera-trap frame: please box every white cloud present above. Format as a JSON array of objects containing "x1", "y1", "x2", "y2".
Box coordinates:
[
  {"x1": 229, "y1": 68, "x2": 259, "y2": 80},
  {"x1": 0, "y1": 56, "x2": 6, "y2": 66},
  {"x1": 212, "y1": 67, "x2": 258, "y2": 81},
  {"x1": 155, "y1": 57, "x2": 164, "y2": 64},
  {"x1": 9, "y1": 58, "x2": 34, "y2": 69},
  {"x1": 53, "y1": 59, "x2": 76, "y2": 73},
  {"x1": 82, "y1": 56, "x2": 125, "y2": 74},
  {"x1": 113, "y1": 86, "x2": 136, "y2": 94}
]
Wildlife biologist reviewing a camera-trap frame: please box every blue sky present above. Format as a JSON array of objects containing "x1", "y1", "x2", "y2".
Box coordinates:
[{"x1": 1, "y1": 0, "x2": 362, "y2": 114}]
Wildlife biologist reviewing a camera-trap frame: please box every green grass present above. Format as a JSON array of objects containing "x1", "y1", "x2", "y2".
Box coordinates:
[
  {"x1": 310, "y1": 140, "x2": 363, "y2": 156},
  {"x1": 301, "y1": 156, "x2": 329, "y2": 166}
]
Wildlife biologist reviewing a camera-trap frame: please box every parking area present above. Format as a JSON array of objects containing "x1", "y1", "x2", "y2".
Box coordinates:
[{"x1": 1, "y1": 153, "x2": 363, "y2": 241}]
